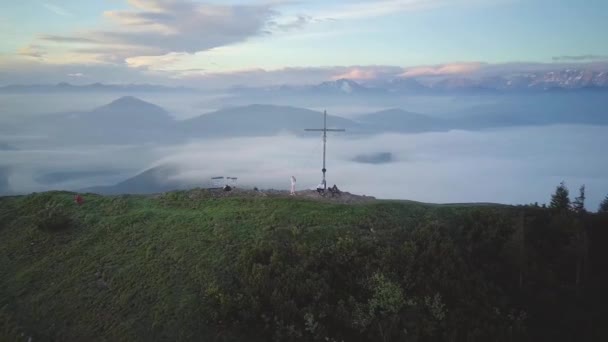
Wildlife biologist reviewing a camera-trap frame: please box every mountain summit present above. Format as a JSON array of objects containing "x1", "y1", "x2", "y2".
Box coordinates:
[
  {"x1": 314, "y1": 79, "x2": 368, "y2": 94},
  {"x1": 90, "y1": 96, "x2": 172, "y2": 122}
]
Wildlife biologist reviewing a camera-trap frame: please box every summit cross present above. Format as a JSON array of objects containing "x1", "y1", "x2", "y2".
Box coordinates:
[{"x1": 304, "y1": 110, "x2": 345, "y2": 190}]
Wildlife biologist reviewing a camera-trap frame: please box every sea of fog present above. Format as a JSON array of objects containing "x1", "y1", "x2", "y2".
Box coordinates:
[{"x1": 2, "y1": 125, "x2": 608, "y2": 210}]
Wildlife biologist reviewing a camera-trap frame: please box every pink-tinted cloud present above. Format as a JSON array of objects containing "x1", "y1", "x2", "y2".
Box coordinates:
[
  {"x1": 331, "y1": 66, "x2": 404, "y2": 81},
  {"x1": 177, "y1": 67, "x2": 336, "y2": 87},
  {"x1": 332, "y1": 69, "x2": 379, "y2": 81},
  {"x1": 400, "y1": 62, "x2": 485, "y2": 78}
]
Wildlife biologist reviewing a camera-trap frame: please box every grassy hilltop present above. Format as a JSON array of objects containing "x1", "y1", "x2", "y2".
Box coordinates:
[{"x1": 1, "y1": 189, "x2": 607, "y2": 341}]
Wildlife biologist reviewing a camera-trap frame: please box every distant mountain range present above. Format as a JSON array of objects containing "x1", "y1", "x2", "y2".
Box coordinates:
[
  {"x1": 1, "y1": 91, "x2": 601, "y2": 195},
  {"x1": 22, "y1": 98, "x2": 364, "y2": 144},
  {"x1": 2, "y1": 69, "x2": 607, "y2": 96},
  {"x1": 237, "y1": 69, "x2": 608, "y2": 96},
  {"x1": 424, "y1": 69, "x2": 608, "y2": 92},
  {"x1": 14, "y1": 94, "x2": 608, "y2": 147},
  {"x1": 0, "y1": 83, "x2": 196, "y2": 93}
]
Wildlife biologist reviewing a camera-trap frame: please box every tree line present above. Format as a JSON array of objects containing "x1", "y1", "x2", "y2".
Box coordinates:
[{"x1": 545, "y1": 181, "x2": 608, "y2": 213}]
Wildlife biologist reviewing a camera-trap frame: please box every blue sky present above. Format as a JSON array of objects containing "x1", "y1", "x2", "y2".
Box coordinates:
[{"x1": 1, "y1": 0, "x2": 607, "y2": 86}]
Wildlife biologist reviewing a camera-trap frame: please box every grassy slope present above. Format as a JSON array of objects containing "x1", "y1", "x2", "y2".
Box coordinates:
[{"x1": 0, "y1": 191, "x2": 501, "y2": 341}]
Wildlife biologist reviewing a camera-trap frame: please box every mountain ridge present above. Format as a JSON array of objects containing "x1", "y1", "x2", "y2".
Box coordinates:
[
  {"x1": 5, "y1": 68, "x2": 607, "y2": 96},
  {"x1": 20, "y1": 95, "x2": 608, "y2": 147}
]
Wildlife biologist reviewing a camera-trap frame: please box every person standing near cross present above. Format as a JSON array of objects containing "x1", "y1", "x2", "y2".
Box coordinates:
[{"x1": 290, "y1": 176, "x2": 297, "y2": 195}]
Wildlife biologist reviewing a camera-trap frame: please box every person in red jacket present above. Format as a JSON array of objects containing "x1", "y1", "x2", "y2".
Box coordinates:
[{"x1": 74, "y1": 194, "x2": 84, "y2": 205}]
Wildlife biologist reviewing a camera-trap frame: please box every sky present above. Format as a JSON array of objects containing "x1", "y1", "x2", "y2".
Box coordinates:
[{"x1": 1, "y1": 0, "x2": 608, "y2": 86}]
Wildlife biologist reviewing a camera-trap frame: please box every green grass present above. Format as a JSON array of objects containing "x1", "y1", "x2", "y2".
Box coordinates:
[{"x1": 0, "y1": 190, "x2": 507, "y2": 341}]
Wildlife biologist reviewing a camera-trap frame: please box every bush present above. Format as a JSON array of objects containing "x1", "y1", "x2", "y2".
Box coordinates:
[{"x1": 34, "y1": 201, "x2": 72, "y2": 231}]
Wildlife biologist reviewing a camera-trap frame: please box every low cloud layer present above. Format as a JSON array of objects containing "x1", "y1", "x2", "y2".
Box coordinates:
[
  {"x1": 5, "y1": 124, "x2": 606, "y2": 209},
  {"x1": 151, "y1": 126, "x2": 608, "y2": 209},
  {"x1": 0, "y1": 144, "x2": 161, "y2": 192}
]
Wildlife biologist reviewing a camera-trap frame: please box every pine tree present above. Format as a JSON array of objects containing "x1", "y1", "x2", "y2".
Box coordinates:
[
  {"x1": 549, "y1": 181, "x2": 571, "y2": 211},
  {"x1": 599, "y1": 195, "x2": 608, "y2": 213},
  {"x1": 572, "y1": 185, "x2": 586, "y2": 215}
]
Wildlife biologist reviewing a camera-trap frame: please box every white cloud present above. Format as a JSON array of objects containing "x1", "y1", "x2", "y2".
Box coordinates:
[
  {"x1": 0, "y1": 59, "x2": 174, "y2": 85},
  {"x1": 268, "y1": 14, "x2": 312, "y2": 31},
  {"x1": 18, "y1": 45, "x2": 46, "y2": 59},
  {"x1": 125, "y1": 52, "x2": 191, "y2": 70},
  {"x1": 34, "y1": 0, "x2": 277, "y2": 63},
  {"x1": 42, "y1": 2, "x2": 72, "y2": 17}
]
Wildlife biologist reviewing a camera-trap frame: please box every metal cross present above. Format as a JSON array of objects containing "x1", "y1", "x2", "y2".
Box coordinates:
[{"x1": 304, "y1": 110, "x2": 345, "y2": 189}]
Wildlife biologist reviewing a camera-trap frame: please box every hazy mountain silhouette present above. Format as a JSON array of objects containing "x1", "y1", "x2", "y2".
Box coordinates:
[
  {"x1": 90, "y1": 96, "x2": 171, "y2": 120},
  {"x1": 357, "y1": 109, "x2": 447, "y2": 133},
  {"x1": 452, "y1": 94, "x2": 608, "y2": 130},
  {"x1": 352, "y1": 152, "x2": 394, "y2": 164},
  {"x1": 35, "y1": 170, "x2": 124, "y2": 185},
  {"x1": 30, "y1": 96, "x2": 179, "y2": 144},
  {"x1": 0, "y1": 142, "x2": 18, "y2": 151},
  {"x1": 84, "y1": 96, "x2": 175, "y2": 133},
  {"x1": 82, "y1": 164, "x2": 201, "y2": 195},
  {"x1": 180, "y1": 104, "x2": 360, "y2": 137},
  {"x1": 13, "y1": 95, "x2": 608, "y2": 149}
]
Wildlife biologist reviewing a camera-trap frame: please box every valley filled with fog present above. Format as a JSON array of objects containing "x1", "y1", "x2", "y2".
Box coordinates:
[{"x1": 1, "y1": 90, "x2": 608, "y2": 209}]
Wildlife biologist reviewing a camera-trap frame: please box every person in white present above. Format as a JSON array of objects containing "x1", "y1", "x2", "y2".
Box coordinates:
[
  {"x1": 316, "y1": 179, "x2": 326, "y2": 192},
  {"x1": 290, "y1": 176, "x2": 297, "y2": 195}
]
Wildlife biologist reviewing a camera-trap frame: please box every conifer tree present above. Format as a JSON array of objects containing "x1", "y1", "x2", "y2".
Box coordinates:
[
  {"x1": 572, "y1": 185, "x2": 586, "y2": 215},
  {"x1": 549, "y1": 181, "x2": 571, "y2": 211},
  {"x1": 599, "y1": 195, "x2": 608, "y2": 213}
]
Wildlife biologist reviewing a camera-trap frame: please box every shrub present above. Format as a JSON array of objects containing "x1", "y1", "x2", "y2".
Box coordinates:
[{"x1": 34, "y1": 201, "x2": 72, "y2": 231}]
